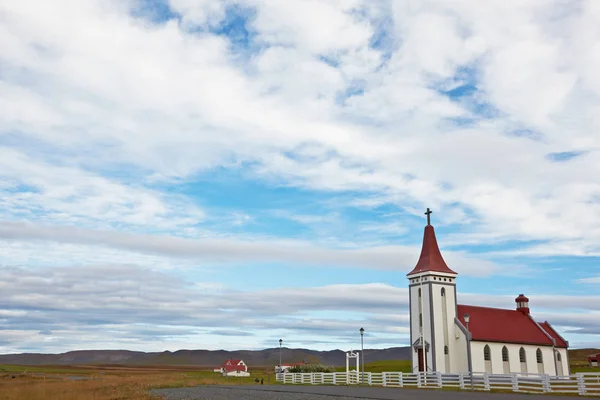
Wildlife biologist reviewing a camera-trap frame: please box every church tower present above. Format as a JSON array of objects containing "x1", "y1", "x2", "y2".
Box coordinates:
[{"x1": 406, "y1": 209, "x2": 458, "y2": 373}]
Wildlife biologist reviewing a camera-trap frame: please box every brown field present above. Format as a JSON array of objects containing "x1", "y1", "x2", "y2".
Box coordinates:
[{"x1": 0, "y1": 365, "x2": 277, "y2": 400}]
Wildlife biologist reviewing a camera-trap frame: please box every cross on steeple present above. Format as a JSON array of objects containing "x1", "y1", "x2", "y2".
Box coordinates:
[{"x1": 425, "y1": 208, "x2": 432, "y2": 225}]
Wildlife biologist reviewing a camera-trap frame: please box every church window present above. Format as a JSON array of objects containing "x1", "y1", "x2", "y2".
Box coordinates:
[
  {"x1": 441, "y1": 288, "x2": 445, "y2": 297},
  {"x1": 444, "y1": 345, "x2": 449, "y2": 355},
  {"x1": 557, "y1": 352, "x2": 562, "y2": 361},
  {"x1": 502, "y1": 346, "x2": 509, "y2": 362},
  {"x1": 536, "y1": 348, "x2": 543, "y2": 364},
  {"x1": 418, "y1": 288, "x2": 421, "y2": 297},
  {"x1": 419, "y1": 313, "x2": 422, "y2": 327},
  {"x1": 484, "y1": 345, "x2": 491, "y2": 361},
  {"x1": 519, "y1": 347, "x2": 526, "y2": 363}
]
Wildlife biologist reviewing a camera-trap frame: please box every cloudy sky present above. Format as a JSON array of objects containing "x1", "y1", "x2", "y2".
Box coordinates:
[{"x1": 1, "y1": 0, "x2": 599, "y2": 355}]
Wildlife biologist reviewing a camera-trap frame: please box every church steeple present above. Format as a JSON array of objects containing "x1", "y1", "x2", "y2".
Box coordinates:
[
  {"x1": 407, "y1": 209, "x2": 458, "y2": 374},
  {"x1": 407, "y1": 209, "x2": 457, "y2": 276}
]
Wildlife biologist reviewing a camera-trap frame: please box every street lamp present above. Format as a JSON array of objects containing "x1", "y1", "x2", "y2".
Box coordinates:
[
  {"x1": 464, "y1": 313, "x2": 473, "y2": 390},
  {"x1": 279, "y1": 339, "x2": 283, "y2": 368},
  {"x1": 360, "y1": 327, "x2": 365, "y2": 385}
]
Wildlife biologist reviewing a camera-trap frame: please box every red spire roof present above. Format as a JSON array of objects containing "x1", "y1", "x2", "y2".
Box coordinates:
[{"x1": 407, "y1": 224, "x2": 457, "y2": 276}]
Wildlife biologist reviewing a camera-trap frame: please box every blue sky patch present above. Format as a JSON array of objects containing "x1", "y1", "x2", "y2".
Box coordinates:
[{"x1": 547, "y1": 151, "x2": 586, "y2": 162}]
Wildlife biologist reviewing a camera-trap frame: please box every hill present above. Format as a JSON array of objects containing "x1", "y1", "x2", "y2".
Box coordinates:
[
  {"x1": 0, "y1": 347, "x2": 411, "y2": 367},
  {"x1": 1, "y1": 347, "x2": 595, "y2": 369}
]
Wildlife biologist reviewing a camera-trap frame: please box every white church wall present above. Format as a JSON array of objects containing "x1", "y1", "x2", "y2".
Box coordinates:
[
  {"x1": 409, "y1": 283, "x2": 425, "y2": 372},
  {"x1": 469, "y1": 342, "x2": 562, "y2": 376},
  {"x1": 557, "y1": 348, "x2": 569, "y2": 376},
  {"x1": 429, "y1": 282, "x2": 458, "y2": 373},
  {"x1": 421, "y1": 282, "x2": 434, "y2": 371},
  {"x1": 410, "y1": 276, "x2": 460, "y2": 373},
  {"x1": 452, "y1": 324, "x2": 469, "y2": 373}
]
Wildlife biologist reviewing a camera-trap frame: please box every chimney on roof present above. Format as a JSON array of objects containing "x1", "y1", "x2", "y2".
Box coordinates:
[{"x1": 515, "y1": 294, "x2": 530, "y2": 315}]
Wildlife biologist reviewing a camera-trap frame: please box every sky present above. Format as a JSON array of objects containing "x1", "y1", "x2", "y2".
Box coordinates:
[{"x1": 0, "y1": 0, "x2": 599, "y2": 355}]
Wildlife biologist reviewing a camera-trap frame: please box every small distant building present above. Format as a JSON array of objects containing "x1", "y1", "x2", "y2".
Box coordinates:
[
  {"x1": 589, "y1": 354, "x2": 599, "y2": 367},
  {"x1": 214, "y1": 359, "x2": 250, "y2": 377},
  {"x1": 275, "y1": 362, "x2": 305, "y2": 373}
]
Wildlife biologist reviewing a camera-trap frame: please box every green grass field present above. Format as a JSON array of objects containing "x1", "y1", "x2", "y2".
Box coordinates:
[{"x1": 335, "y1": 360, "x2": 412, "y2": 373}]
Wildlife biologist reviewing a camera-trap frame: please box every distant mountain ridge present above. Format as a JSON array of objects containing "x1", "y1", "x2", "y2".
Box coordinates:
[{"x1": 0, "y1": 347, "x2": 412, "y2": 367}]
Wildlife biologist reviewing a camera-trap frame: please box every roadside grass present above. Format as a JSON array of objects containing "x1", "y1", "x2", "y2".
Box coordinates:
[{"x1": 0, "y1": 365, "x2": 277, "y2": 400}]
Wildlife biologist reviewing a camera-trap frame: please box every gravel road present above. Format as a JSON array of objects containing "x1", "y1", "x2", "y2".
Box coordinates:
[{"x1": 152, "y1": 385, "x2": 582, "y2": 400}]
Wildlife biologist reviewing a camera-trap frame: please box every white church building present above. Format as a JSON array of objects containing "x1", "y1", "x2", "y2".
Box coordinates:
[{"x1": 408, "y1": 210, "x2": 569, "y2": 376}]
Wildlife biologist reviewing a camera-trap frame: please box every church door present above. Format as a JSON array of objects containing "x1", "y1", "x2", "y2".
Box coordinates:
[{"x1": 417, "y1": 349, "x2": 424, "y2": 372}]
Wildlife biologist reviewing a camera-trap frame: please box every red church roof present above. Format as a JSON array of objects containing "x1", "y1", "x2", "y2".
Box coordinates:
[
  {"x1": 538, "y1": 322, "x2": 569, "y2": 348},
  {"x1": 457, "y1": 305, "x2": 567, "y2": 348},
  {"x1": 407, "y1": 224, "x2": 457, "y2": 276}
]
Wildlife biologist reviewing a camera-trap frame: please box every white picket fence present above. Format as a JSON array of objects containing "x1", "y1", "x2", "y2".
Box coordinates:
[{"x1": 276, "y1": 371, "x2": 600, "y2": 396}]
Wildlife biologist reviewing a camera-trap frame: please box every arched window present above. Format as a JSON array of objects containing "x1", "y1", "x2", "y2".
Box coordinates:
[
  {"x1": 418, "y1": 288, "x2": 421, "y2": 297},
  {"x1": 444, "y1": 345, "x2": 449, "y2": 355},
  {"x1": 557, "y1": 352, "x2": 562, "y2": 361},
  {"x1": 536, "y1": 348, "x2": 544, "y2": 373},
  {"x1": 502, "y1": 346, "x2": 510, "y2": 373},
  {"x1": 484, "y1": 345, "x2": 491, "y2": 361},
  {"x1": 419, "y1": 313, "x2": 422, "y2": 327},
  {"x1": 519, "y1": 347, "x2": 526, "y2": 363},
  {"x1": 441, "y1": 288, "x2": 445, "y2": 297}
]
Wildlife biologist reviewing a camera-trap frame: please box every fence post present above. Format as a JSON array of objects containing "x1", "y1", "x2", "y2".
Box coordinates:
[
  {"x1": 437, "y1": 372, "x2": 443, "y2": 388},
  {"x1": 577, "y1": 373, "x2": 586, "y2": 396},
  {"x1": 382, "y1": 372, "x2": 387, "y2": 387},
  {"x1": 310, "y1": 373, "x2": 314, "y2": 385},
  {"x1": 417, "y1": 372, "x2": 422, "y2": 387},
  {"x1": 483, "y1": 372, "x2": 490, "y2": 391},
  {"x1": 368, "y1": 372, "x2": 372, "y2": 386},
  {"x1": 511, "y1": 373, "x2": 518, "y2": 392},
  {"x1": 542, "y1": 374, "x2": 550, "y2": 393},
  {"x1": 333, "y1": 373, "x2": 336, "y2": 385},
  {"x1": 459, "y1": 373, "x2": 465, "y2": 390}
]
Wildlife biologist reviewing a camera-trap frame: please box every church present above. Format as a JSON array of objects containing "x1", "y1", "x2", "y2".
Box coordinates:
[{"x1": 407, "y1": 210, "x2": 569, "y2": 376}]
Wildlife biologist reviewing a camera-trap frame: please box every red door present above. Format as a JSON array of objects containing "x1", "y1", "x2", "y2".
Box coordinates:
[{"x1": 417, "y1": 349, "x2": 424, "y2": 372}]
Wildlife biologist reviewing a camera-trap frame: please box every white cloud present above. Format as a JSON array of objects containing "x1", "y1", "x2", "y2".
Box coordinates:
[
  {"x1": 1, "y1": 0, "x2": 599, "y2": 255},
  {"x1": 1, "y1": 0, "x2": 600, "y2": 352},
  {"x1": 0, "y1": 264, "x2": 597, "y2": 353},
  {"x1": 0, "y1": 221, "x2": 502, "y2": 276},
  {"x1": 576, "y1": 276, "x2": 600, "y2": 284}
]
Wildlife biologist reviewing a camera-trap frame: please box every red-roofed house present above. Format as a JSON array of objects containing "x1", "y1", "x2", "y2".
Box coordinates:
[
  {"x1": 407, "y1": 209, "x2": 569, "y2": 376},
  {"x1": 589, "y1": 353, "x2": 599, "y2": 367},
  {"x1": 213, "y1": 359, "x2": 250, "y2": 377}
]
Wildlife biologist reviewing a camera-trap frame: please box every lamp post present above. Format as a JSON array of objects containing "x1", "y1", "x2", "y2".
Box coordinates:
[
  {"x1": 279, "y1": 339, "x2": 283, "y2": 369},
  {"x1": 360, "y1": 327, "x2": 365, "y2": 385},
  {"x1": 464, "y1": 313, "x2": 473, "y2": 390}
]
